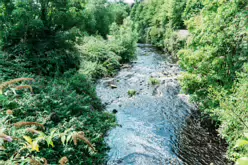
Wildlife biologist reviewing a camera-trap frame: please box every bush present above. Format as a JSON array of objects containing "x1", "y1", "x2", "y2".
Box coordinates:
[
  {"x1": 178, "y1": 0, "x2": 248, "y2": 161},
  {"x1": 163, "y1": 24, "x2": 188, "y2": 58},
  {"x1": 0, "y1": 1, "x2": 135, "y2": 164},
  {"x1": 209, "y1": 64, "x2": 248, "y2": 161},
  {"x1": 78, "y1": 36, "x2": 121, "y2": 80},
  {"x1": 179, "y1": 0, "x2": 248, "y2": 110},
  {"x1": 0, "y1": 73, "x2": 116, "y2": 164},
  {"x1": 131, "y1": 0, "x2": 186, "y2": 47},
  {"x1": 149, "y1": 78, "x2": 160, "y2": 85},
  {"x1": 109, "y1": 2, "x2": 130, "y2": 25},
  {"x1": 0, "y1": 0, "x2": 131, "y2": 76},
  {"x1": 182, "y1": 0, "x2": 204, "y2": 21},
  {"x1": 109, "y1": 17, "x2": 138, "y2": 63},
  {"x1": 78, "y1": 18, "x2": 138, "y2": 80},
  {"x1": 148, "y1": 26, "x2": 165, "y2": 48},
  {"x1": 0, "y1": 0, "x2": 85, "y2": 76}
]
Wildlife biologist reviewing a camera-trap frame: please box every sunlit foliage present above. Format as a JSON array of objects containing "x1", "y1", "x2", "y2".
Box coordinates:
[
  {"x1": 0, "y1": 0, "x2": 135, "y2": 164},
  {"x1": 131, "y1": 0, "x2": 248, "y2": 162},
  {"x1": 131, "y1": 0, "x2": 186, "y2": 48}
]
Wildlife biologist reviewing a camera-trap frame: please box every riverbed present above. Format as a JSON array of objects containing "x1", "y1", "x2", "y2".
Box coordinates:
[{"x1": 96, "y1": 44, "x2": 227, "y2": 165}]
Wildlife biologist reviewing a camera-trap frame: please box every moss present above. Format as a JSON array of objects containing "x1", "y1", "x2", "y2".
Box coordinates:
[
  {"x1": 128, "y1": 90, "x2": 137, "y2": 97},
  {"x1": 149, "y1": 78, "x2": 160, "y2": 85}
]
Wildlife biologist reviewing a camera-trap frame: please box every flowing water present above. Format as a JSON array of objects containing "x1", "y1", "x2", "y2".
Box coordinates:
[{"x1": 96, "y1": 44, "x2": 228, "y2": 165}]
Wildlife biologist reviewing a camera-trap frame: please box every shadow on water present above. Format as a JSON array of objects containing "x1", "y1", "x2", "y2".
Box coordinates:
[
  {"x1": 96, "y1": 44, "x2": 228, "y2": 165},
  {"x1": 174, "y1": 111, "x2": 229, "y2": 165}
]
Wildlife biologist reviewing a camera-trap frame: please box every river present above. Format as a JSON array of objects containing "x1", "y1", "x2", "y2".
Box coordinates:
[{"x1": 96, "y1": 44, "x2": 228, "y2": 165}]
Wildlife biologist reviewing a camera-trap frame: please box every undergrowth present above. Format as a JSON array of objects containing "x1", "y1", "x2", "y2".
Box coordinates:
[
  {"x1": 78, "y1": 18, "x2": 138, "y2": 81},
  {"x1": 0, "y1": 72, "x2": 117, "y2": 164},
  {"x1": 0, "y1": 3, "x2": 138, "y2": 164},
  {"x1": 0, "y1": 10, "x2": 137, "y2": 164}
]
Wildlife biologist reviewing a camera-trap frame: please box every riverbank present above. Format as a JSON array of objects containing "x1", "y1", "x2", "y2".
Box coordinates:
[
  {"x1": 130, "y1": 1, "x2": 248, "y2": 163},
  {"x1": 0, "y1": 15, "x2": 138, "y2": 165}
]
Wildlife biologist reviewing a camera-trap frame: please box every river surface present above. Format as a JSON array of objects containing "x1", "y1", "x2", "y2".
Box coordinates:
[{"x1": 96, "y1": 44, "x2": 227, "y2": 165}]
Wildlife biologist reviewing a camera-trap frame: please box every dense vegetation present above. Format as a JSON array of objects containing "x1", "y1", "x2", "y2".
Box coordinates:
[
  {"x1": 179, "y1": 1, "x2": 248, "y2": 162},
  {"x1": 131, "y1": 0, "x2": 248, "y2": 163},
  {"x1": 1, "y1": 0, "x2": 247, "y2": 164},
  {"x1": 131, "y1": 0, "x2": 187, "y2": 57},
  {"x1": 0, "y1": 0, "x2": 137, "y2": 164}
]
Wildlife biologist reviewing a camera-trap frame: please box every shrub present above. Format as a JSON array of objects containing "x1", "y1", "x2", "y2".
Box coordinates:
[
  {"x1": 178, "y1": 0, "x2": 248, "y2": 161},
  {"x1": 0, "y1": 0, "x2": 85, "y2": 76},
  {"x1": 128, "y1": 90, "x2": 136, "y2": 97},
  {"x1": 234, "y1": 134, "x2": 248, "y2": 165},
  {"x1": 109, "y1": 2, "x2": 130, "y2": 25},
  {"x1": 209, "y1": 64, "x2": 248, "y2": 161},
  {"x1": 164, "y1": 24, "x2": 187, "y2": 58},
  {"x1": 109, "y1": 17, "x2": 138, "y2": 63},
  {"x1": 0, "y1": 74, "x2": 116, "y2": 164},
  {"x1": 149, "y1": 78, "x2": 160, "y2": 85},
  {"x1": 0, "y1": 0, "x2": 130, "y2": 76},
  {"x1": 77, "y1": 36, "x2": 121, "y2": 80},
  {"x1": 179, "y1": 0, "x2": 248, "y2": 110},
  {"x1": 148, "y1": 26, "x2": 165, "y2": 48},
  {"x1": 182, "y1": 0, "x2": 204, "y2": 21},
  {"x1": 131, "y1": 0, "x2": 186, "y2": 47},
  {"x1": 77, "y1": 18, "x2": 138, "y2": 80}
]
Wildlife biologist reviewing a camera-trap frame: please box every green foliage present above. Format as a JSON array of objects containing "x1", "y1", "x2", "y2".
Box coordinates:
[
  {"x1": 78, "y1": 36, "x2": 121, "y2": 80},
  {"x1": 236, "y1": 157, "x2": 248, "y2": 165},
  {"x1": 208, "y1": 66, "x2": 248, "y2": 160},
  {"x1": 132, "y1": 0, "x2": 248, "y2": 162},
  {"x1": 149, "y1": 77, "x2": 160, "y2": 85},
  {"x1": 0, "y1": 0, "x2": 130, "y2": 76},
  {"x1": 83, "y1": 0, "x2": 119, "y2": 36},
  {"x1": 131, "y1": 0, "x2": 186, "y2": 47},
  {"x1": 177, "y1": 0, "x2": 248, "y2": 161},
  {"x1": 182, "y1": 0, "x2": 204, "y2": 20},
  {"x1": 0, "y1": 0, "x2": 85, "y2": 75},
  {"x1": 109, "y1": 17, "x2": 138, "y2": 63},
  {"x1": 163, "y1": 25, "x2": 187, "y2": 58},
  {"x1": 109, "y1": 2, "x2": 130, "y2": 25},
  {"x1": 0, "y1": 0, "x2": 136, "y2": 164},
  {"x1": 0, "y1": 51, "x2": 31, "y2": 80},
  {"x1": 234, "y1": 133, "x2": 248, "y2": 165},
  {"x1": 82, "y1": 0, "x2": 131, "y2": 36},
  {"x1": 166, "y1": 0, "x2": 186, "y2": 29},
  {"x1": 179, "y1": 0, "x2": 248, "y2": 109},
  {"x1": 77, "y1": 17, "x2": 138, "y2": 80},
  {"x1": 0, "y1": 74, "x2": 116, "y2": 164},
  {"x1": 128, "y1": 90, "x2": 136, "y2": 97}
]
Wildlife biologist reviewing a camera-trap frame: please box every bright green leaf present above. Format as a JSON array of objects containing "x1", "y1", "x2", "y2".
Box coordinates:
[
  {"x1": 234, "y1": 139, "x2": 248, "y2": 148},
  {"x1": 61, "y1": 134, "x2": 66, "y2": 145},
  {"x1": 236, "y1": 157, "x2": 248, "y2": 165}
]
